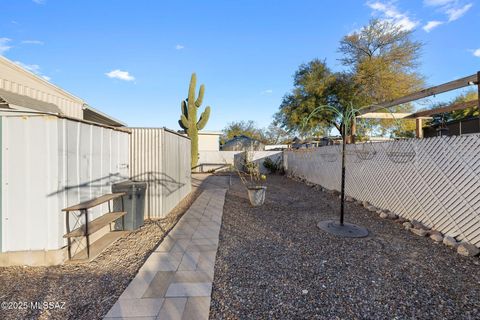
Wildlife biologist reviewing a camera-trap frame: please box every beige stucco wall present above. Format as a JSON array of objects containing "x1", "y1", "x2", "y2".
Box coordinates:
[
  {"x1": 198, "y1": 132, "x2": 221, "y2": 151},
  {"x1": 0, "y1": 56, "x2": 84, "y2": 118}
]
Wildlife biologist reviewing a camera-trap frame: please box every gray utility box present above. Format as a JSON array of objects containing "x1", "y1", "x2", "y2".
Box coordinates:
[{"x1": 112, "y1": 181, "x2": 147, "y2": 231}]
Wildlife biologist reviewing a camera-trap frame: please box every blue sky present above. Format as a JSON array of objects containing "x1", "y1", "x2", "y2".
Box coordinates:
[{"x1": 1, "y1": 0, "x2": 479, "y2": 131}]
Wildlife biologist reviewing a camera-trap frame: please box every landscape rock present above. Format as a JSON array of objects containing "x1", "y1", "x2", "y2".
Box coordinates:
[
  {"x1": 396, "y1": 217, "x2": 408, "y2": 224},
  {"x1": 411, "y1": 220, "x2": 429, "y2": 230},
  {"x1": 429, "y1": 230, "x2": 442, "y2": 237},
  {"x1": 443, "y1": 236, "x2": 458, "y2": 248},
  {"x1": 457, "y1": 243, "x2": 480, "y2": 257},
  {"x1": 345, "y1": 196, "x2": 355, "y2": 202},
  {"x1": 362, "y1": 201, "x2": 369, "y2": 208},
  {"x1": 403, "y1": 222, "x2": 413, "y2": 230},
  {"x1": 430, "y1": 233, "x2": 443, "y2": 243},
  {"x1": 367, "y1": 206, "x2": 377, "y2": 212},
  {"x1": 379, "y1": 212, "x2": 389, "y2": 219},
  {"x1": 387, "y1": 212, "x2": 398, "y2": 220},
  {"x1": 410, "y1": 228, "x2": 428, "y2": 237}
]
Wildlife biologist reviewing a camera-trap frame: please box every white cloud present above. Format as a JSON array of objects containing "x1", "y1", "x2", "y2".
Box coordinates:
[
  {"x1": 261, "y1": 89, "x2": 273, "y2": 94},
  {"x1": 14, "y1": 61, "x2": 41, "y2": 73},
  {"x1": 32, "y1": 0, "x2": 45, "y2": 4},
  {"x1": 105, "y1": 69, "x2": 135, "y2": 81},
  {"x1": 14, "y1": 60, "x2": 51, "y2": 81},
  {"x1": 423, "y1": 0, "x2": 473, "y2": 28},
  {"x1": 446, "y1": 3, "x2": 473, "y2": 21},
  {"x1": 423, "y1": 20, "x2": 444, "y2": 32},
  {"x1": 473, "y1": 49, "x2": 480, "y2": 57},
  {"x1": 21, "y1": 40, "x2": 44, "y2": 45},
  {"x1": 175, "y1": 44, "x2": 185, "y2": 50},
  {"x1": 424, "y1": 0, "x2": 456, "y2": 6},
  {"x1": 367, "y1": 1, "x2": 419, "y2": 31},
  {"x1": 0, "y1": 38, "x2": 12, "y2": 55}
]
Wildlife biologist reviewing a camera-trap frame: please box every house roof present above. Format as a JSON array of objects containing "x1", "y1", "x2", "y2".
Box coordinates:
[
  {"x1": 83, "y1": 104, "x2": 126, "y2": 127},
  {"x1": 0, "y1": 88, "x2": 62, "y2": 114}
]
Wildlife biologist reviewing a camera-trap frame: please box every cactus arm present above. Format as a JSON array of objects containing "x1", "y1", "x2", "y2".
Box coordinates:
[
  {"x1": 180, "y1": 114, "x2": 189, "y2": 129},
  {"x1": 181, "y1": 100, "x2": 188, "y2": 117},
  {"x1": 188, "y1": 73, "x2": 197, "y2": 103},
  {"x1": 195, "y1": 84, "x2": 204, "y2": 107},
  {"x1": 178, "y1": 120, "x2": 187, "y2": 130},
  {"x1": 197, "y1": 106, "x2": 211, "y2": 130}
]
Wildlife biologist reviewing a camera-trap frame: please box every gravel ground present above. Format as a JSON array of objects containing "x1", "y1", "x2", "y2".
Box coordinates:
[
  {"x1": 0, "y1": 186, "x2": 203, "y2": 320},
  {"x1": 210, "y1": 175, "x2": 480, "y2": 320}
]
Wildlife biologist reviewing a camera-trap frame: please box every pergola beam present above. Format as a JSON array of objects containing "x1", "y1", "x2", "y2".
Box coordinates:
[
  {"x1": 361, "y1": 73, "x2": 479, "y2": 114},
  {"x1": 405, "y1": 100, "x2": 478, "y2": 118},
  {"x1": 356, "y1": 112, "x2": 413, "y2": 119}
]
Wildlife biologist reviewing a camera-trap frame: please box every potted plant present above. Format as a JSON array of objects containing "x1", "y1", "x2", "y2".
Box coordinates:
[{"x1": 236, "y1": 151, "x2": 267, "y2": 206}]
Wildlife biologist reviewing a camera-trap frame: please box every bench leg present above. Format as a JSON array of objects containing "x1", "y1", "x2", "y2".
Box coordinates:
[
  {"x1": 66, "y1": 212, "x2": 72, "y2": 260},
  {"x1": 67, "y1": 238, "x2": 72, "y2": 260},
  {"x1": 121, "y1": 196, "x2": 125, "y2": 230},
  {"x1": 83, "y1": 209, "x2": 90, "y2": 258}
]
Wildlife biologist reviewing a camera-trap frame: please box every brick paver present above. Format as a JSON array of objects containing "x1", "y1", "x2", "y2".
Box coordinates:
[{"x1": 104, "y1": 187, "x2": 227, "y2": 320}]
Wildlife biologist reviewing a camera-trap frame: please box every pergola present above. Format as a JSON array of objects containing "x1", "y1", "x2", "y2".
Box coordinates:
[{"x1": 355, "y1": 72, "x2": 480, "y2": 138}]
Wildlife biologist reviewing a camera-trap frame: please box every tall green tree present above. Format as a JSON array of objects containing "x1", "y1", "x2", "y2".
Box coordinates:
[
  {"x1": 275, "y1": 19, "x2": 424, "y2": 139},
  {"x1": 221, "y1": 120, "x2": 265, "y2": 145},
  {"x1": 274, "y1": 59, "x2": 365, "y2": 138},
  {"x1": 339, "y1": 19, "x2": 424, "y2": 103}
]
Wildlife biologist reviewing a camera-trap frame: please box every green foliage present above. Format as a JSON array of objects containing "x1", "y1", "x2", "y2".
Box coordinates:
[
  {"x1": 274, "y1": 60, "x2": 365, "y2": 138},
  {"x1": 263, "y1": 157, "x2": 284, "y2": 174},
  {"x1": 179, "y1": 73, "x2": 211, "y2": 168},
  {"x1": 275, "y1": 19, "x2": 424, "y2": 139},
  {"x1": 428, "y1": 90, "x2": 478, "y2": 126},
  {"x1": 221, "y1": 121, "x2": 293, "y2": 145},
  {"x1": 221, "y1": 120, "x2": 265, "y2": 144}
]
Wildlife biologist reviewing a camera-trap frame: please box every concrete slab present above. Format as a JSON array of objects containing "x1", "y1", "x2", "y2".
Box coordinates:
[
  {"x1": 105, "y1": 182, "x2": 227, "y2": 320},
  {"x1": 104, "y1": 298, "x2": 164, "y2": 318},
  {"x1": 182, "y1": 297, "x2": 211, "y2": 320},
  {"x1": 165, "y1": 282, "x2": 212, "y2": 297},
  {"x1": 156, "y1": 298, "x2": 187, "y2": 320}
]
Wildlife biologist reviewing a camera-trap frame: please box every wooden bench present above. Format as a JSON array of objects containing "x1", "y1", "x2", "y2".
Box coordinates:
[{"x1": 62, "y1": 193, "x2": 126, "y2": 260}]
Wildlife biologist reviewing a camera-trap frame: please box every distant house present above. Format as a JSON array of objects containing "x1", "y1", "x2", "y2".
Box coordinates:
[
  {"x1": 221, "y1": 135, "x2": 264, "y2": 151},
  {"x1": 198, "y1": 131, "x2": 222, "y2": 151},
  {"x1": 179, "y1": 130, "x2": 222, "y2": 151}
]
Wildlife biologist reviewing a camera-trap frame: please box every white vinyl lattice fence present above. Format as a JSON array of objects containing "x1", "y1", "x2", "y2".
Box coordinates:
[{"x1": 285, "y1": 134, "x2": 480, "y2": 247}]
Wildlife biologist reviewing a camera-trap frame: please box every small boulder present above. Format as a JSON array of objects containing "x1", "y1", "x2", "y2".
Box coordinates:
[
  {"x1": 362, "y1": 201, "x2": 369, "y2": 208},
  {"x1": 367, "y1": 206, "x2": 377, "y2": 212},
  {"x1": 345, "y1": 196, "x2": 355, "y2": 202},
  {"x1": 443, "y1": 236, "x2": 458, "y2": 248},
  {"x1": 411, "y1": 220, "x2": 429, "y2": 230},
  {"x1": 403, "y1": 222, "x2": 413, "y2": 230},
  {"x1": 379, "y1": 212, "x2": 389, "y2": 219},
  {"x1": 411, "y1": 228, "x2": 428, "y2": 237},
  {"x1": 387, "y1": 212, "x2": 398, "y2": 220},
  {"x1": 396, "y1": 217, "x2": 408, "y2": 224},
  {"x1": 430, "y1": 233, "x2": 443, "y2": 243},
  {"x1": 429, "y1": 230, "x2": 442, "y2": 237},
  {"x1": 457, "y1": 243, "x2": 480, "y2": 257}
]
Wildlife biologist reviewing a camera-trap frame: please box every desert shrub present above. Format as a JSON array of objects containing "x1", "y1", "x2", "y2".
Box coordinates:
[{"x1": 263, "y1": 157, "x2": 284, "y2": 174}]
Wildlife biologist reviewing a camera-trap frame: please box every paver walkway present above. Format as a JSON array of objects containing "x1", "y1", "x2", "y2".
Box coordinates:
[{"x1": 104, "y1": 183, "x2": 228, "y2": 320}]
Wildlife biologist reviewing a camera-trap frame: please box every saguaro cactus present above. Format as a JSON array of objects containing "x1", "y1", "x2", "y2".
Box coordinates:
[{"x1": 179, "y1": 73, "x2": 211, "y2": 168}]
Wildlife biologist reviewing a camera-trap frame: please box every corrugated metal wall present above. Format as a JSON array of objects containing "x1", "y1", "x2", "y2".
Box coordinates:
[
  {"x1": 284, "y1": 134, "x2": 480, "y2": 247},
  {"x1": 130, "y1": 128, "x2": 191, "y2": 218},
  {"x1": 1, "y1": 114, "x2": 129, "y2": 252}
]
